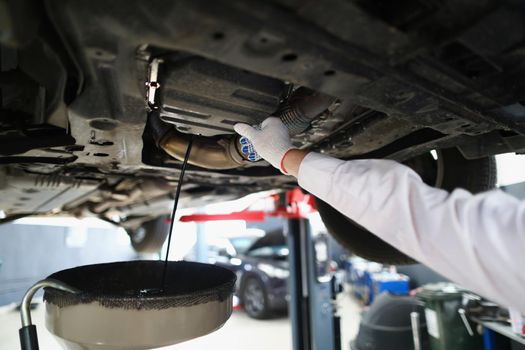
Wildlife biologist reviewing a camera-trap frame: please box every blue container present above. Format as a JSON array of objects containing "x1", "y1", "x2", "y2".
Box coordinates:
[{"x1": 370, "y1": 272, "x2": 410, "y2": 304}]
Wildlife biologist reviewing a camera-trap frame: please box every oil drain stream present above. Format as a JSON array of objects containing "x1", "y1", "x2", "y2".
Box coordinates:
[{"x1": 160, "y1": 136, "x2": 194, "y2": 291}]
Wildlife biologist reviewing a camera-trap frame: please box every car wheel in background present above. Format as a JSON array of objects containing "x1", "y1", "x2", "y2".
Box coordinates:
[
  {"x1": 127, "y1": 215, "x2": 170, "y2": 253},
  {"x1": 316, "y1": 147, "x2": 497, "y2": 265},
  {"x1": 242, "y1": 277, "x2": 271, "y2": 319}
]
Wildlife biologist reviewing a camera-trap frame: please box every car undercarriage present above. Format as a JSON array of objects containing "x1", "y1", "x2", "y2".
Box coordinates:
[{"x1": 1, "y1": 0, "x2": 525, "y2": 256}]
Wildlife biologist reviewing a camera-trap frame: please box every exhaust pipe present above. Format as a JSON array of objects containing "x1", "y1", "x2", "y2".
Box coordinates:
[
  {"x1": 156, "y1": 88, "x2": 336, "y2": 169},
  {"x1": 159, "y1": 132, "x2": 245, "y2": 170}
]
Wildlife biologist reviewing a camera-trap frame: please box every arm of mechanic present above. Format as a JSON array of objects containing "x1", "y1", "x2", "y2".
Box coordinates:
[{"x1": 235, "y1": 117, "x2": 525, "y2": 312}]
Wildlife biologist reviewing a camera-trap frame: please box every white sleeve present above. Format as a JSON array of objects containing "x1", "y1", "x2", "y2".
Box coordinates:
[{"x1": 298, "y1": 152, "x2": 525, "y2": 312}]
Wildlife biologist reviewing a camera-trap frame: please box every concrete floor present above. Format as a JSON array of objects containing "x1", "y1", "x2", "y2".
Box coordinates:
[{"x1": 0, "y1": 290, "x2": 361, "y2": 350}]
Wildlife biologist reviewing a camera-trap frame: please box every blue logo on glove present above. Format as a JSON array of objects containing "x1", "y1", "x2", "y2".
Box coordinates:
[{"x1": 238, "y1": 136, "x2": 262, "y2": 162}]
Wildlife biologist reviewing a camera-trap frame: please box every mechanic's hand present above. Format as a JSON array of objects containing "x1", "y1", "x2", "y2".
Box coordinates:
[{"x1": 234, "y1": 117, "x2": 295, "y2": 174}]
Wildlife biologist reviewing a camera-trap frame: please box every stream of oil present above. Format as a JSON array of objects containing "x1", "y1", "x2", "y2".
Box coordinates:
[{"x1": 157, "y1": 137, "x2": 194, "y2": 293}]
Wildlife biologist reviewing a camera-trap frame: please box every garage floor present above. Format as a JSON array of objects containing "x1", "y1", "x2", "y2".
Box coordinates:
[{"x1": 0, "y1": 289, "x2": 361, "y2": 350}]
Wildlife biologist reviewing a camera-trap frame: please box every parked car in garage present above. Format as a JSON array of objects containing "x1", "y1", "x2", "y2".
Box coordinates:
[
  {"x1": 3, "y1": 0, "x2": 524, "y2": 262},
  {"x1": 210, "y1": 231, "x2": 289, "y2": 319},
  {"x1": 207, "y1": 234, "x2": 262, "y2": 268}
]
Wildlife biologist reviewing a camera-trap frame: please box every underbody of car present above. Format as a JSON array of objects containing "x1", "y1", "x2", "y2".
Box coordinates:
[{"x1": 2, "y1": 0, "x2": 525, "y2": 257}]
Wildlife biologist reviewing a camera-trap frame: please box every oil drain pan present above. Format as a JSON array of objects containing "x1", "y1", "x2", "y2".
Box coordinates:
[{"x1": 42, "y1": 260, "x2": 236, "y2": 350}]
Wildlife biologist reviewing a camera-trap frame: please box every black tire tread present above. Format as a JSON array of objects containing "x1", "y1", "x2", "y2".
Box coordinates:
[
  {"x1": 242, "y1": 276, "x2": 271, "y2": 319},
  {"x1": 129, "y1": 216, "x2": 170, "y2": 253},
  {"x1": 316, "y1": 198, "x2": 416, "y2": 265}
]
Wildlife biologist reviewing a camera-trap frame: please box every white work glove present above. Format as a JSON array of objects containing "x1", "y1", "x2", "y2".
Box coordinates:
[{"x1": 234, "y1": 117, "x2": 295, "y2": 174}]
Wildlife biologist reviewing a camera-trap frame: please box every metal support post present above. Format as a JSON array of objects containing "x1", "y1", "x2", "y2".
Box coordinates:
[{"x1": 287, "y1": 218, "x2": 312, "y2": 350}]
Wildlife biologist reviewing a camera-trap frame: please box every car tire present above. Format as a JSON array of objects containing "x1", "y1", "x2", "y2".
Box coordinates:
[
  {"x1": 316, "y1": 148, "x2": 497, "y2": 265},
  {"x1": 242, "y1": 277, "x2": 271, "y2": 319},
  {"x1": 128, "y1": 216, "x2": 170, "y2": 254}
]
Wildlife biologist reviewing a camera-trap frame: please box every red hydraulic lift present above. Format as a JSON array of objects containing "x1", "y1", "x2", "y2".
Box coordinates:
[
  {"x1": 179, "y1": 188, "x2": 342, "y2": 350},
  {"x1": 179, "y1": 188, "x2": 317, "y2": 223}
]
